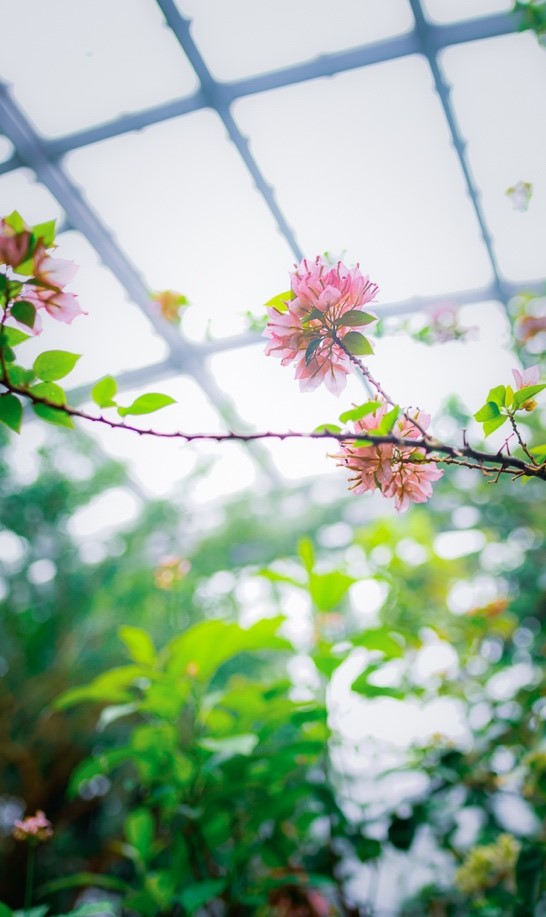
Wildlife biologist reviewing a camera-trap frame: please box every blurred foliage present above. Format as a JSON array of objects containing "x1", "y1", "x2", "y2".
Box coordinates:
[{"x1": 1, "y1": 390, "x2": 546, "y2": 914}]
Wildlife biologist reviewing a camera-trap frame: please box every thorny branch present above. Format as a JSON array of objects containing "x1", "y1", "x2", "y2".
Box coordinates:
[{"x1": 1, "y1": 371, "x2": 545, "y2": 481}]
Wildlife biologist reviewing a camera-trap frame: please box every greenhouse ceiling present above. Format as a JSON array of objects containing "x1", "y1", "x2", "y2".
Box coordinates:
[{"x1": 1, "y1": 0, "x2": 545, "y2": 499}]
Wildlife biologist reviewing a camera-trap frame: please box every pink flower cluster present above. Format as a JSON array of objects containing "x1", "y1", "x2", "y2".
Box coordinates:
[
  {"x1": 512, "y1": 365, "x2": 539, "y2": 390},
  {"x1": 12, "y1": 809, "x2": 53, "y2": 842},
  {"x1": 334, "y1": 403, "x2": 443, "y2": 512},
  {"x1": 264, "y1": 256, "x2": 378, "y2": 395},
  {"x1": 1, "y1": 219, "x2": 84, "y2": 334}
]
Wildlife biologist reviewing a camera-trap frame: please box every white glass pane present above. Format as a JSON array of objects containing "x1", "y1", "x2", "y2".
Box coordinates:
[
  {"x1": 65, "y1": 111, "x2": 294, "y2": 341},
  {"x1": 234, "y1": 56, "x2": 493, "y2": 302},
  {"x1": 84, "y1": 375, "x2": 253, "y2": 499},
  {"x1": 176, "y1": 0, "x2": 414, "y2": 81},
  {"x1": 0, "y1": 168, "x2": 64, "y2": 224},
  {"x1": 442, "y1": 33, "x2": 546, "y2": 282},
  {"x1": 15, "y1": 231, "x2": 168, "y2": 387},
  {"x1": 422, "y1": 0, "x2": 512, "y2": 24},
  {"x1": 0, "y1": 0, "x2": 198, "y2": 138}
]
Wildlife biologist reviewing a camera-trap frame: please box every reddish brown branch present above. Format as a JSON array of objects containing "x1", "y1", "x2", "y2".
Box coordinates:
[{"x1": 2, "y1": 374, "x2": 545, "y2": 481}]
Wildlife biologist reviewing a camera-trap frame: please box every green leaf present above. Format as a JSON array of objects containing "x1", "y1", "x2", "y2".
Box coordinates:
[
  {"x1": 0, "y1": 902, "x2": 13, "y2": 917},
  {"x1": 33, "y1": 403, "x2": 74, "y2": 428},
  {"x1": 338, "y1": 310, "x2": 376, "y2": 327},
  {"x1": 31, "y1": 219, "x2": 56, "y2": 248},
  {"x1": 339, "y1": 401, "x2": 380, "y2": 424},
  {"x1": 474, "y1": 402, "x2": 500, "y2": 422},
  {"x1": 313, "y1": 423, "x2": 342, "y2": 434},
  {"x1": 309, "y1": 570, "x2": 355, "y2": 612},
  {"x1": 13, "y1": 908, "x2": 48, "y2": 917},
  {"x1": 178, "y1": 880, "x2": 227, "y2": 915},
  {"x1": 388, "y1": 816, "x2": 418, "y2": 851},
  {"x1": 119, "y1": 626, "x2": 156, "y2": 666},
  {"x1": 6, "y1": 365, "x2": 35, "y2": 387},
  {"x1": 0, "y1": 394, "x2": 23, "y2": 433},
  {"x1": 504, "y1": 384, "x2": 514, "y2": 408},
  {"x1": 1, "y1": 327, "x2": 30, "y2": 347},
  {"x1": 166, "y1": 616, "x2": 289, "y2": 681},
  {"x1": 301, "y1": 307, "x2": 323, "y2": 325},
  {"x1": 117, "y1": 393, "x2": 176, "y2": 417},
  {"x1": 352, "y1": 627, "x2": 405, "y2": 657},
  {"x1": 4, "y1": 210, "x2": 25, "y2": 233},
  {"x1": 34, "y1": 350, "x2": 80, "y2": 382},
  {"x1": 304, "y1": 337, "x2": 321, "y2": 365},
  {"x1": 515, "y1": 843, "x2": 546, "y2": 909},
  {"x1": 298, "y1": 537, "x2": 315, "y2": 574},
  {"x1": 530, "y1": 443, "x2": 546, "y2": 458},
  {"x1": 125, "y1": 808, "x2": 154, "y2": 863},
  {"x1": 10, "y1": 301, "x2": 35, "y2": 329},
  {"x1": 55, "y1": 665, "x2": 147, "y2": 710},
  {"x1": 31, "y1": 382, "x2": 66, "y2": 406},
  {"x1": 342, "y1": 331, "x2": 374, "y2": 356},
  {"x1": 483, "y1": 414, "x2": 508, "y2": 437},
  {"x1": 91, "y1": 375, "x2": 117, "y2": 408},
  {"x1": 264, "y1": 290, "x2": 293, "y2": 313},
  {"x1": 487, "y1": 384, "x2": 506, "y2": 408},
  {"x1": 377, "y1": 405, "x2": 400, "y2": 435},
  {"x1": 513, "y1": 383, "x2": 546, "y2": 409},
  {"x1": 199, "y1": 734, "x2": 258, "y2": 758}
]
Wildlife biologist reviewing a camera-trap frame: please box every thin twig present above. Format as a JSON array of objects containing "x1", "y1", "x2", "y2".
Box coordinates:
[
  {"x1": 331, "y1": 330, "x2": 432, "y2": 440},
  {"x1": 1, "y1": 375, "x2": 545, "y2": 480}
]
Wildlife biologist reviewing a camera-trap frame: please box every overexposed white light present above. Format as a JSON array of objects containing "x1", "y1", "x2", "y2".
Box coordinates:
[
  {"x1": 447, "y1": 574, "x2": 500, "y2": 614},
  {"x1": 0, "y1": 530, "x2": 27, "y2": 566},
  {"x1": 434, "y1": 529, "x2": 486, "y2": 559},
  {"x1": 0, "y1": 135, "x2": 14, "y2": 164},
  {"x1": 190, "y1": 447, "x2": 257, "y2": 503},
  {"x1": 27, "y1": 559, "x2": 56, "y2": 585},
  {"x1": 177, "y1": 0, "x2": 414, "y2": 81},
  {"x1": 66, "y1": 487, "x2": 141, "y2": 539},
  {"x1": 442, "y1": 32, "x2": 546, "y2": 282},
  {"x1": 64, "y1": 110, "x2": 294, "y2": 341},
  {"x1": 422, "y1": 0, "x2": 512, "y2": 23},
  {"x1": 234, "y1": 55, "x2": 492, "y2": 302},
  {"x1": 350, "y1": 579, "x2": 388, "y2": 621},
  {"x1": 1, "y1": 0, "x2": 198, "y2": 137},
  {"x1": 0, "y1": 168, "x2": 64, "y2": 224}
]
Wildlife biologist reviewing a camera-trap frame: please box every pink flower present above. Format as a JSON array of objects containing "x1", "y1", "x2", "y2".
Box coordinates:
[
  {"x1": 333, "y1": 403, "x2": 443, "y2": 512},
  {"x1": 0, "y1": 219, "x2": 31, "y2": 269},
  {"x1": 33, "y1": 241, "x2": 78, "y2": 289},
  {"x1": 20, "y1": 286, "x2": 85, "y2": 325},
  {"x1": 12, "y1": 810, "x2": 53, "y2": 843},
  {"x1": 264, "y1": 256, "x2": 378, "y2": 395},
  {"x1": 512, "y1": 365, "x2": 540, "y2": 390},
  {"x1": 11, "y1": 241, "x2": 85, "y2": 327}
]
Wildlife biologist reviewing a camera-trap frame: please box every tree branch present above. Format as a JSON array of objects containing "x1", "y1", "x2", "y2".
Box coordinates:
[{"x1": 2, "y1": 375, "x2": 545, "y2": 481}]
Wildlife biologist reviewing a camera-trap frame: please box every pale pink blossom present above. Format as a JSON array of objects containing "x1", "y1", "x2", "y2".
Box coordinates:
[
  {"x1": 512, "y1": 365, "x2": 540, "y2": 390},
  {"x1": 333, "y1": 403, "x2": 443, "y2": 512},
  {"x1": 12, "y1": 810, "x2": 53, "y2": 842},
  {"x1": 0, "y1": 219, "x2": 31, "y2": 268},
  {"x1": 33, "y1": 241, "x2": 78, "y2": 290},
  {"x1": 264, "y1": 256, "x2": 378, "y2": 395},
  {"x1": 19, "y1": 286, "x2": 85, "y2": 325}
]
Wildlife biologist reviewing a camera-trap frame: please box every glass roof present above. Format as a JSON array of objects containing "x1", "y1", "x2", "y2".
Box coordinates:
[{"x1": 0, "y1": 0, "x2": 543, "y2": 500}]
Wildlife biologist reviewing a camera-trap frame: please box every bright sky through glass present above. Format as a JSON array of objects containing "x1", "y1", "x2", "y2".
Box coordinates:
[
  {"x1": 1, "y1": 0, "x2": 198, "y2": 137},
  {"x1": 176, "y1": 0, "x2": 415, "y2": 80},
  {"x1": 233, "y1": 55, "x2": 493, "y2": 302},
  {"x1": 0, "y1": 1, "x2": 543, "y2": 503}
]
